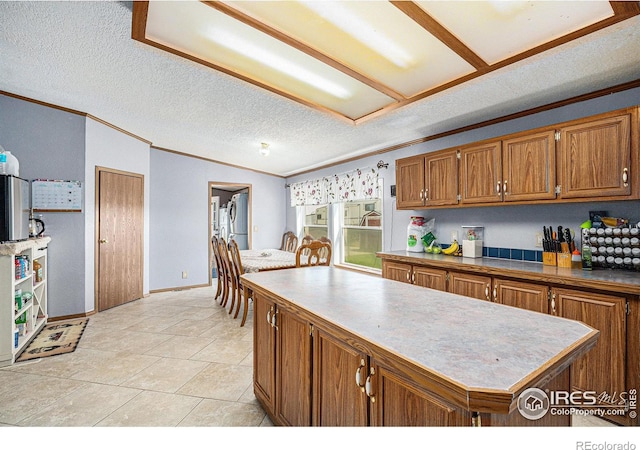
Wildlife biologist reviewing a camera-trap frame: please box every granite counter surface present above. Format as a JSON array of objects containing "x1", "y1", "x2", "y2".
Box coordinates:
[
  {"x1": 377, "y1": 250, "x2": 640, "y2": 294},
  {"x1": 0, "y1": 237, "x2": 51, "y2": 256},
  {"x1": 242, "y1": 266, "x2": 597, "y2": 394}
]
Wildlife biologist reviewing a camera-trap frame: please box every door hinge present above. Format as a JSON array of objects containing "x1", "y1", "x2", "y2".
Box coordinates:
[
  {"x1": 456, "y1": 150, "x2": 461, "y2": 159},
  {"x1": 310, "y1": 324, "x2": 314, "y2": 337},
  {"x1": 626, "y1": 302, "x2": 630, "y2": 316},
  {"x1": 555, "y1": 131, "x2": 561, "y2": 141},
  {"x1": 555, "y1": 185, "x2": 561, "y2": 194},
  {"x1": 456, "y1": 194, "x2": 462, "y2": 201},
  {"x1": 445, "y1": 272, "x2": 450, "y2": 282}
]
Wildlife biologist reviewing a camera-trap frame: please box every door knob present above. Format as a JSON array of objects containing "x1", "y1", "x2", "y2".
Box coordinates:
[{"x1": 99, "y1": 239, "x2": 108, "y2": 244}]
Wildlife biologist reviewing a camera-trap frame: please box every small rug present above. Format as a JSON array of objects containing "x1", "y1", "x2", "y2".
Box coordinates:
[{"x1": 16, "y1": 318, "x2": 89, "y2": 362}]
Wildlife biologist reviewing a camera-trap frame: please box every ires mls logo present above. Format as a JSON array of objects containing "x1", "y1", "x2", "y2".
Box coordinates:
[{"x1": 517, "y1": 388, "x2": 637, "y2": 420}]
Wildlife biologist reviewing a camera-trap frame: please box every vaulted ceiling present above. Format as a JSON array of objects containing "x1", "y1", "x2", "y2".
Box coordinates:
[{"x1": 2, "y1": 1, "x2": 640, "y2": 177}]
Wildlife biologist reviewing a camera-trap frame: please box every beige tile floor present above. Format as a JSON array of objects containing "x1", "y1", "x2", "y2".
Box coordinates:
[
  {"x1": 0, "y1": 285, "x2": 617, "y2": 430},
  {"x1": 0, "y1": 285, "x2": 272, "y2": 427}
]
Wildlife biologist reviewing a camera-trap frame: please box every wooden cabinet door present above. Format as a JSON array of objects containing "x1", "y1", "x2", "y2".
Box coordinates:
[
  {"x1": 553, "y1": 288, "x2": 626, "y2": 402},
  {"x1": 382, "y1": 261, "x2": 412, "y2": 284},
  {"x1": 413, "y1": 266, "x2": 447, "y2": 291},
  {"x1": 396, "y1": 154, "x2": 426, "y2": 209},
  {"x1": 369, "y1": 359, "x2": 470, "y2": 426},
  {"x1": 448, "y1": 271, "x2": 491, "y2": 301},
  {"x1": 558, "y1": 113, "x2": 632, "y2": 199},
  {"x1": 502, "y1": 130, "x2": 556, "y2": 202},
  {"x1": 253, "y1": 293, "x2": 276, "y2": 413},
  {"x1": 275, "y1": 307, "x2": 312, "y2": 426},
  {"x1": 312, "y1": 327, "x2": 369, "y2": 426},
  {"x1": 459, "y1": 141, "x2": 502, "y2": 204},
  {"x1": 425, "y1": 149, "x2": 459, "y2": 206},
  {"x1": 494, "y1": 278, "x2": 549, "y2": 313}
]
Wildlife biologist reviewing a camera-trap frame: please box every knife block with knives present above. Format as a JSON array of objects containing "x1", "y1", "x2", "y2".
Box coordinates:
[{"x1": 542, "y1": 225, "x2": 575, "y2": 267}]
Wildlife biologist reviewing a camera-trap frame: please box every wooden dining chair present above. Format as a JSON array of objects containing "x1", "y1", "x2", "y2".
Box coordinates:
[
  {"x1": 317, "y1": 236, "x2": 332, "y2": 262},
  {"x1": 211, "y1": 235, "x2": 223, "y2": 302},
  {"x1": 217, "y1": 237, "x2": 233, "y2": 308},
  {"x1": 301, "y1": 234, "x2": 314, "y2": 245},
  {"x1": 280, "y1": 231, "x2": 298, "y2": 253},
  {"x1": 296, "y1": 240, "x2": 332, "y2": 267},
  {"x1": 228, "y1": 238, "x2": 246, "y2": 320}
]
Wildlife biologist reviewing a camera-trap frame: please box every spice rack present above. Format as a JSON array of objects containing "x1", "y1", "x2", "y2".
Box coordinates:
[{"x1": 584, "y1": 226, "x2": 640, "y2": 271}]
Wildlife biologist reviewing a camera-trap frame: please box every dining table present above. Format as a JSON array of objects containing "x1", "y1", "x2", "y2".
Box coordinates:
[{"x1": 239, "y1": 248, "x2": 298, "y2": 273}]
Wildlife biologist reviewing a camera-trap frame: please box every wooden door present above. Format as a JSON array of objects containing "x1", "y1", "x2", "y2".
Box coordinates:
[
  {"x1": 459, "y1": 141, "x2": 502, "y2": 204},
  {"x1": 448, "y1": 271, "x2": 491, "y2": 301},
  {"x1": 382, "y1": 261, "x2": 412, "y2": 284},
  {"x1": 494, "y1": 278, "x2": 549, "y2": 313},
  {"x1": 97, "y1": 168, "x2": 143, "y2": 311},
  {"x1": 395, "y1": 154, "x2": 426, "y2": 209},
  {"x1": 502, "y1": 130, "x2": 556, "y2": 202},
  {"x1": 558, "y1": 113, "x2": 632, "y2": 199},
  {"x1": 413, "y1": 266, "x2": 447, "y2": 291},
  {"x1": 554, "y1": 288, "x2": 626, "y2": 402},
  {"x1": 312, "y1": 327, "x2": 369, "y2": 426},
  {"x1": 425, "y1": 149, "x2": 459, "y2": 206},
  {"x1": 275, "y1": 307, "x2": 312, "y2": 426},
  {"x1": 369, "y1": 359, "x2": 471, "y2": 426},
  {"x1": 253, "y1": 293, "x2": 276, "y2": 413}
]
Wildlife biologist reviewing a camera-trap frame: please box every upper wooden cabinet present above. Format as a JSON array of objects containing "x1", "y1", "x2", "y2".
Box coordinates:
[
  {"x1": 558, "y1": 112, "x2": 632, "y2": 199},
  {"x1": 396, "y1": 149, "x2": 458, "y2": 209},
  {"x1": 459, "y1": 140, "x2": 502, "y2": 204},
  {"x1": 396, "y1": 106, "x2": 638, "y2": 210}
]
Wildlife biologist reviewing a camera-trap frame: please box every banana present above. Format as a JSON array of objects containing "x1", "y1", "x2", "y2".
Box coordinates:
[{"x1": 442, "y1": 240, "x2": 459, "y2": 255}]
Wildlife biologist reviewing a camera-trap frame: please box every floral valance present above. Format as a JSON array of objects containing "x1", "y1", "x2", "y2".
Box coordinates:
[{"x1": 290, "y1": 167, "x2": 379, "y2": 207}]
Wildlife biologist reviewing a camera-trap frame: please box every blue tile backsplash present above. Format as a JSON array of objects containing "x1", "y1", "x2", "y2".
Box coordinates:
[{"x1": 483, "y1": 247, "x2": 543, "y2": 262}]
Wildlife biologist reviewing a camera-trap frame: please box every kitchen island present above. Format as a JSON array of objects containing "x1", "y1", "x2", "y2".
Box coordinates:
[{"x1": 241, "y1": 266, "x2": 598, "y2": 426}]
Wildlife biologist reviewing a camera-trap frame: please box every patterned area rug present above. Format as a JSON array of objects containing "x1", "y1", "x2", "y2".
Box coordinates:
[{"x1": 16, "y1": 318, "x2": 89, "y2": 362}]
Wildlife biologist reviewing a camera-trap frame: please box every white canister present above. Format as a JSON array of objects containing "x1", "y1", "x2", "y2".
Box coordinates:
[{"x1": 4, "y1": 151, "x2": 19, "y2": 176}]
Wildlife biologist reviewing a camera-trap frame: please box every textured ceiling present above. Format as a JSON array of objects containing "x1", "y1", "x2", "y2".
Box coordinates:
[{"x1": 2, "y1": 1, "x2": 640, "y2": 177}]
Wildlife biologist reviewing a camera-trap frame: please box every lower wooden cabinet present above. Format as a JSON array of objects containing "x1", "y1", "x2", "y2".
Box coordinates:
[
  {"x1": 382, "y1": 260, "x2": 446, "y2": 290},
  {"x1": 312, "y1": 327, "x2": 368, "y2": 426},
  {"x1": 369, "y1": 359, "x2": 471, "y2": 426},
  {"x1": 493, "y1": 278, "x2": 549, "y2": 314},
  {"x1": 553, "y1": 288, "x2": 627, "y2": 412},
  {"x1": 448, "y1": 271, "x2": 491, "y2": 301},
  {"x1": 253, "y1": 292, "x2": 312, "y2": 426}
]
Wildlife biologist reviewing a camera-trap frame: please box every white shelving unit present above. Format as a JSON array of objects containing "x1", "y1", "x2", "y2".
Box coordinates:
[{"x1": 0, "y1": 237, "x2": 49, "y2": 366}]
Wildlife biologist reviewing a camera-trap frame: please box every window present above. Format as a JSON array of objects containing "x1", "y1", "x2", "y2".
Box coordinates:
[
  {"x1": 302, "y1": 204, "x2": 328, "y2": 240},
  {"x1": 340, "y1": 198, "x2": 382, "y2": 270}
]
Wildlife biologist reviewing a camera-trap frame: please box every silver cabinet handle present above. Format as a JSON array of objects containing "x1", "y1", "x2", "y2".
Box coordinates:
[
  {"x1": 419, "y1": 189, "x2": 424, "y2": 200},
  {"x1": 424, "y1": 188, "x2": 429, "y2": 202},
  {"x1": 551, "y1": 294, "x2": 556, "y2": 314},
  {"x1": 355, "y1": 359, "x2": 366, "y2": 391},
  {"x1": 503, "y1": 180, "x2": 508, "y2": 195},
  {"x1": 493, "y1": 285, "x2": 497, "y2": 302},
  {"x1": 496, "y1": 181, "x2": 501, "y2": 195},
  {"x1": 485, "y1": 284, "x2": 490, "y2": 300},
  {"x1": 623, "y1": 168, "x2": 629, "y2": 187},
  {"x1": 266, "y1": 306, "x2": 272, "y2": 326}
]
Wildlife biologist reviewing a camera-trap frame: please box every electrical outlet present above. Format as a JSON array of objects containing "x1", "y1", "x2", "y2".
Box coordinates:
[
  {"x1": 182, "y1": 271, "x2": 188, "y2": 279},
  {"x1": 535, "y1": 233, "x2": 543, "y2": 248}
]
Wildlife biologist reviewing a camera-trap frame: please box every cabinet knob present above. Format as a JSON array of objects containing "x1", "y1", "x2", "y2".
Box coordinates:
[{"x1": 99, "y1": 239, "x2": 108, "y2": 244}]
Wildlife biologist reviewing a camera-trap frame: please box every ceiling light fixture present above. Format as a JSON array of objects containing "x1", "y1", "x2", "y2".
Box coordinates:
[
  {"x1": 259, "y1": 142, "x2": 270, "y2": 157},
  {"x1": 207, "y1": 28, "x2": 352, "y2": 100},
  {"x1": 299, "y1": 1, "x2": 414, "y2": 68}
]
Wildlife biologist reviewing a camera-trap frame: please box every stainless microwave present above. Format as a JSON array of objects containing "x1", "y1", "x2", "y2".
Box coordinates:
[{"x1": 0, "y1": 174, "x2": 30, "y2": 242}]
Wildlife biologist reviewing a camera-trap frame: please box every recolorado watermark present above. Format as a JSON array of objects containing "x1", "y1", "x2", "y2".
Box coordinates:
[
  {"x1": 517, "y1": 387, "x2": 637, "y2": 420},
  {"x1": 576, "y1": 442, "x2": 636, "y2": 450}
]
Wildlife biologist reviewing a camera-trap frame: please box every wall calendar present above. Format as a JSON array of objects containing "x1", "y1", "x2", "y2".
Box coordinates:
[{"x1": 32, "y1": 179, "x2": 83, "y2": 212}]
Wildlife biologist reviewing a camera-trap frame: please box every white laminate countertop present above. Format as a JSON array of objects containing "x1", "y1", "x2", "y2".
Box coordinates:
[{"x1": 241, "y1": 266, "x2": 597, "y2": 394}]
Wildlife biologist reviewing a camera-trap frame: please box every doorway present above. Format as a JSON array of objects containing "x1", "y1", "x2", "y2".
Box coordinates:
[
  {"x1": 95, "y1": 167, "x2": 144, "y2": 312},
  {"x1": 209, "y1": 182, "x2": 251, "y2": 285}
]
